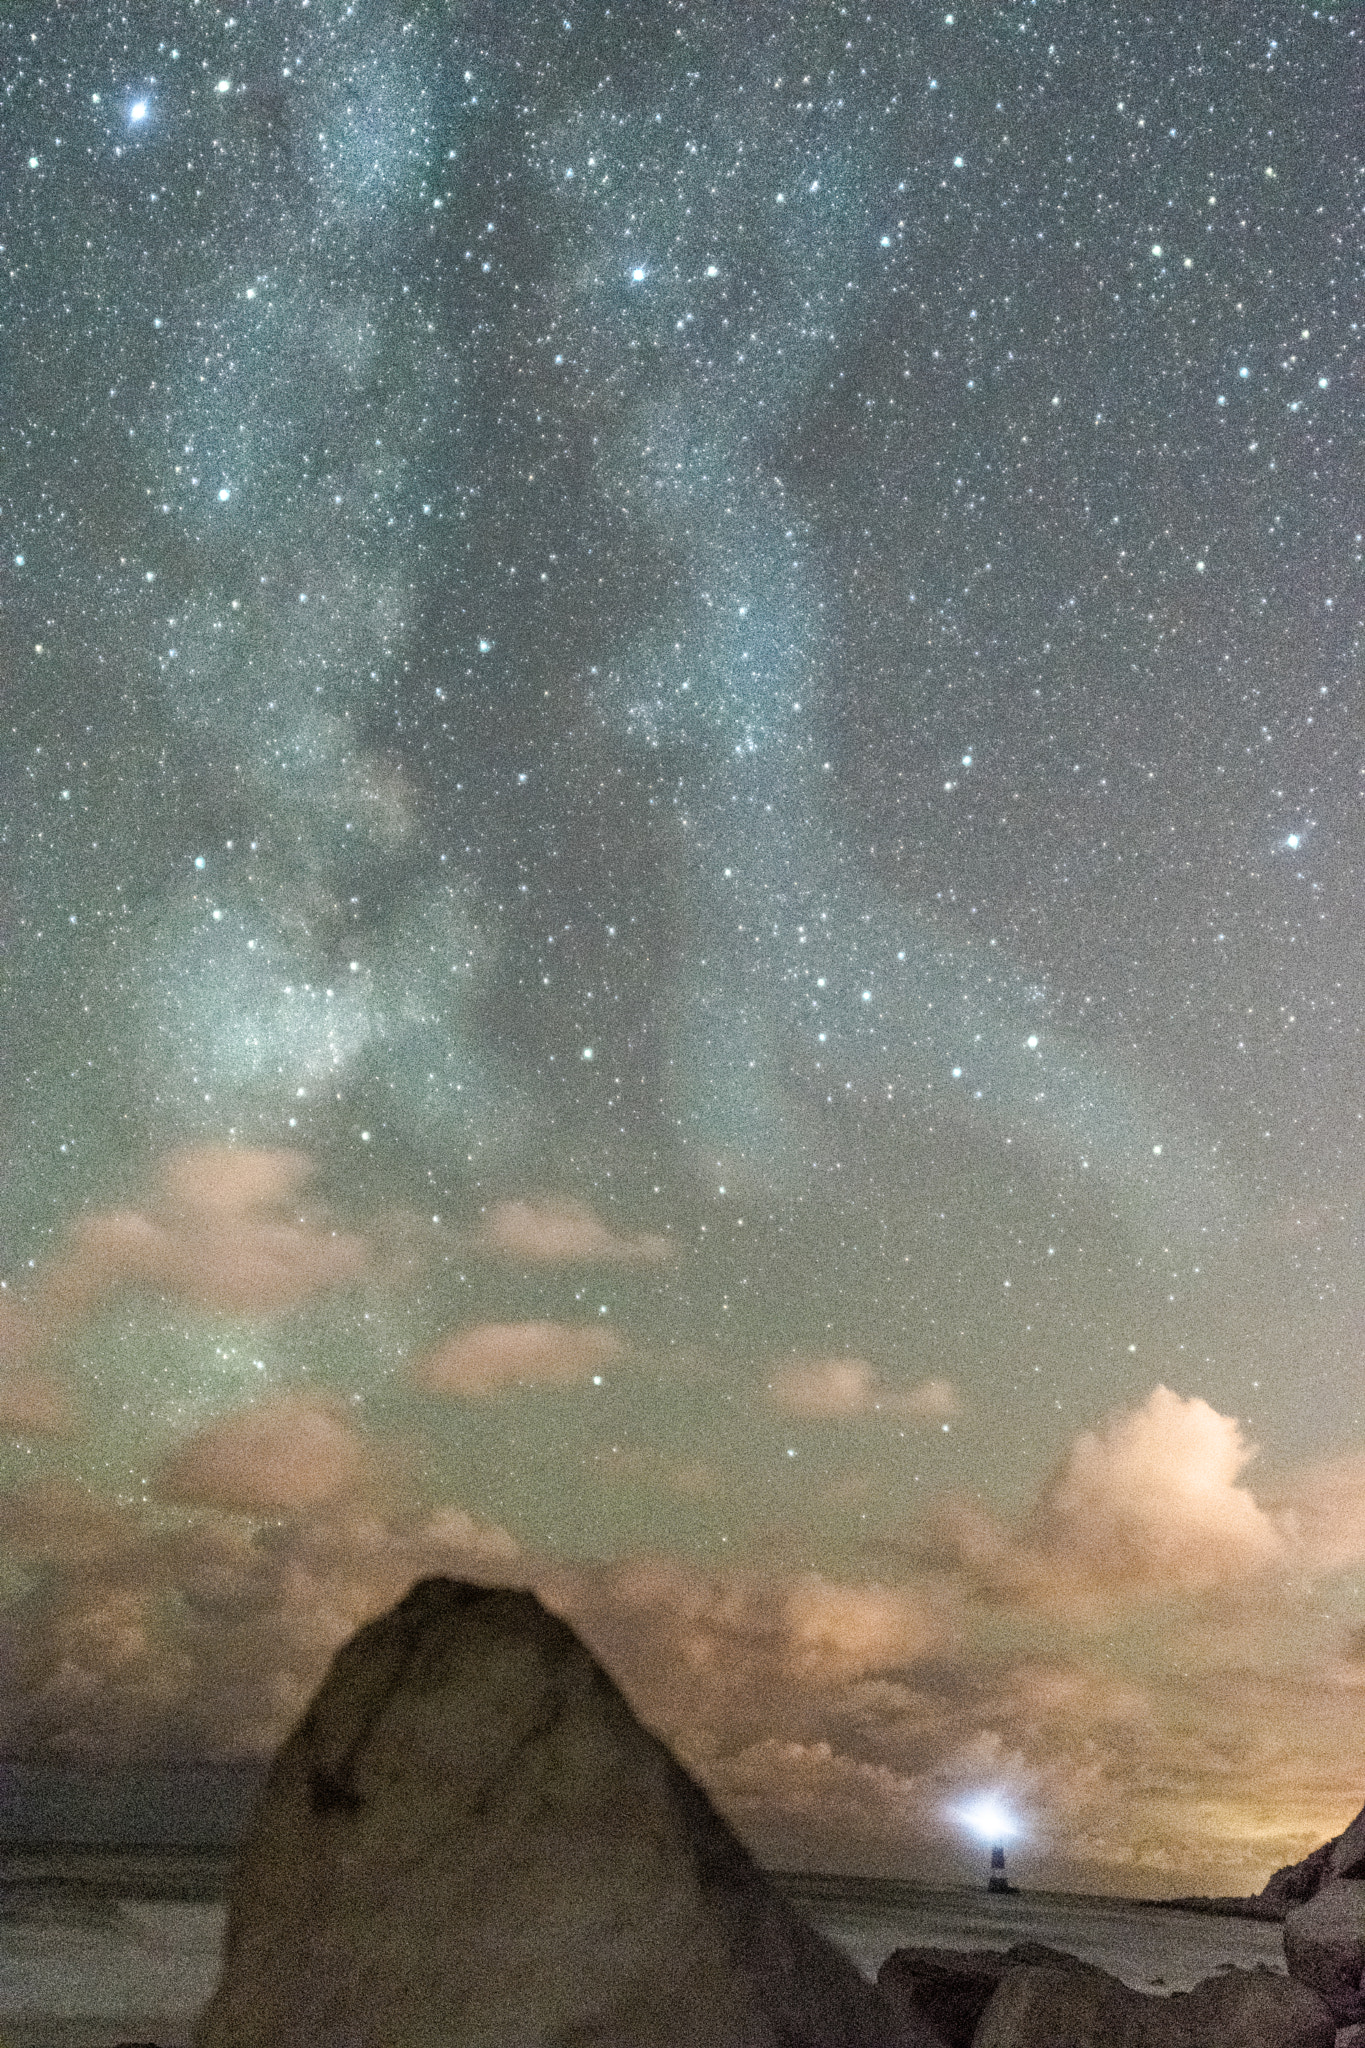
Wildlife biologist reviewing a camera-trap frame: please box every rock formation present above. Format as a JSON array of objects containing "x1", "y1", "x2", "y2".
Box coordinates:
[
  {"x1": 1261, "y1": 1798, "x2": 1365, "y2": 1910},
  {"x1": 194, "y1": 1575, "x2": 931, "y2": 2048},
  {"x1": 878, "y1": 1942, "x2": 1334, "y2": 2048},
  {"x1": 973, "y1": 1959, "x2": 1334, "y2": 2048},
  {"x1": 1282, "y1": 1878, "x2": 1365, "y2": 2025},
  {"x1": 876, "y1": 1941, "x2": 1093, "y2": 2047}
]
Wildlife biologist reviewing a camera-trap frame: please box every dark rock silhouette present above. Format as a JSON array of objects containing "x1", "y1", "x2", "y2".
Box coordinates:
[
  {"x1": 1283, "y1": 1878, "x2": 1365, "y2": 2024},
  {"x1": 882, "y1": 1942, "x2": 1333, "y2": 2048},
  {"x1": 877, "y1": 1940, "x2": 1095, "y2": 2047},
  {"x1": 194, "y1": 1575, "x2": 932, "y2": 2047},
  {"x1": 974, "y1": 1958, "x2": 1334, "y2": 2047},
  {"x1": 1261, "y1": 1799, "x2": 1365, "y2": 1910}
]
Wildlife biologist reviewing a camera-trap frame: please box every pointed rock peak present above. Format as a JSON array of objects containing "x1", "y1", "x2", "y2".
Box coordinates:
[{"x1": 196, "y1": 1575, "x2": 928, "y2": 2048}]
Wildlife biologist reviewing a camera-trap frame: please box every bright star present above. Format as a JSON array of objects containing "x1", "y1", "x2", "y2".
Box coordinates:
[
  {"x1": 631, "y1": 266, "x2": 646, "y2": 282},
  {"x1": 130, "y1": 100, "x2": 148, "y2": 122}
]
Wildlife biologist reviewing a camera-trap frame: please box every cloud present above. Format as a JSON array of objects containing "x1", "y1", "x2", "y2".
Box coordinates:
[
  {"x1": 11, "y1": 1147, "x2": 367, "y2": 1349},
  {"x1": 6, "y1": 1382, "x2": 1365, "y2": 1892},
  {"x1": 474, "y1": 1197, "x2": 670, "y2": 1265},
  {"x1": 411, "y1": 1319, "x2": 624, "y2": 1396},
  {"x1": 1267, "y1": 1451, "x2": 1365, "y2": 1576},
  {"x1": 0, "y1": 1368, "x2": 76, "y2": 1435},
  {"x1": 155, "y1": 1396, "x2": 368, "y2": 1513},
  {"x1": 0, "y1": 1482, "x2": 523, "y2": 1764},
  {"x1": 0, "y1": 1294, "x2": 76, "y2": 1431},
  {"x1": 0, "y1": 1461, "x2": 1360, "y2": 1894},
  {"x1": 712, "y1": 1737, "x2": 923, "y2": 1857},
  {"x1": 551, "y1": 1556, "x2": 945, "y2": 1763},
  {"x1": 767, "y1": 1358, "x2": 960, "y2": 1424},
  {"x1": 0, "y1": 1293, "x2": 40, "y2": 1366},
  {"x1": 937, "y1": 1385, "x2": 1287, "y2": 1607}
]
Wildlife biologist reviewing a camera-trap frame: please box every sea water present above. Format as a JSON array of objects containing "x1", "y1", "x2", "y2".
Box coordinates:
[{"x1": 0, "y1": 1847, "x2": 1293, "y2": 2048}]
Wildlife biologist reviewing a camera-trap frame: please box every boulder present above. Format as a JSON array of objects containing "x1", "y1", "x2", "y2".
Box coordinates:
[
  {"x1": 1283, "y1": 1878, "x2": 1365, "y2": 2023},
  {"x1": 1261, "y1": 1839, "x2": 1338, "y2": 1912},
  {"x1": 1164, "y1": 1968, "x2": 1335, "y2": 2046},
  {"x1": 974, "y1": 1961, "x2": 1333, "y2": 2048},
  {"x1": 1332, "y1": 1805, "x2": 1365, "y2": 1881},
  {"x1": 1261, "y1": 1797, "x2": 1365, "y2": 1910},
  {"x1": 876, "y1": 1940, "x2": 1096, "y2": 2047},
  {"x1": 973, "y1": 1963, "x2": 1133, "y2": 2048},
  {"x1": 194, "y1": 1575, "x2": 930, "y2": 2048}
]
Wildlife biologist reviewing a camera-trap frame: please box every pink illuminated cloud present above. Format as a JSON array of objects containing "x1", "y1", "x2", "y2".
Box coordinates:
[
  {"x1": 474, "y1": 1197, "x2": 670, "y2": 1265},
  {"x1": 156, "y1": 1395, "x2": 368, "y2": 1513},
  {"x1": 768, "y1": 1357, "x2": 960, "y2": 1424},
  {"x1": 938, "y1": 1384, "x2": 1286, "y2": 1606},
  {"x1": 15, "y1": 1147, "x2": 367, "y2": 1343},
  {"x1": 412, "y1": 1319, "x2": 624, "y2": 1396}
]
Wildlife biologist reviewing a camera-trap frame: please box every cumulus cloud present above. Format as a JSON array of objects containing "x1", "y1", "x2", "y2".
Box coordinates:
[
  {"x1": 473, "y1": 1197, "x2": 670, "y2": 1265},
  {"x1": 767, "y1": 1358, "x2": 960, "y2": 1424},
  {"x1": 1, "y1": 1455, "x2": 1361, "y2": 1893},
  {"x1": 0, "y1": 1481, "x2": 523, "y2": 1764},
  {"x1": 10, "y1": 1147, "x2": 367, "y2": 1351},
  {"x1": 550, "y1": 1555, "x2": 945, "y2": 1763},
  {"x1": 411, "y1": 1319, "x2": 624, "y2": 1396},
  {"x1": 155, "y1": 1396, "x2": 368, "y2": 1513},
  {"x1": 8, "y1": 1380, "x2": 1365, "y2": 1892},
  {"x1": 1267, "y1": 1451, "x2": 1365, "y2": 1576},
  {"x1": 1037, "y1": 1384, "x2": 1285, "y2": 1588},
  {"x1": 938, "y1": 1385, "x2": 1288, "y2": 1606}
]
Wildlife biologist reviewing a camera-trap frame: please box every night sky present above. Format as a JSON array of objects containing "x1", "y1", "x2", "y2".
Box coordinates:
[{"x1": 2, "y1": 0, "x2": 1362, "y2": 1892}]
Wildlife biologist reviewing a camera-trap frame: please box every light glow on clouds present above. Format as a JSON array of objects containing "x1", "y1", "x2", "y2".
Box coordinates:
[{"x1": 5, "y1": 1197, "x2": 1365, "y2": 1892}]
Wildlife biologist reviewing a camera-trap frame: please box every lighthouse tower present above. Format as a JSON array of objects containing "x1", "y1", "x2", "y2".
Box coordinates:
[{"x1": 957, "y1": 1794, "x2": 1019, "y2": 1894}]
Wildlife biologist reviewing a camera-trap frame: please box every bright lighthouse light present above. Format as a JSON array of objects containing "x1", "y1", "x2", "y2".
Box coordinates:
[{"x1": 957, "y1": 1795, "x2": 1019, "y2": 1842}]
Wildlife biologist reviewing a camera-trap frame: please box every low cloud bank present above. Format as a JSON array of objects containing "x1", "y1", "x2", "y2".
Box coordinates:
[{"x1": 5, "y1": 1379, "x2": 1365, "y2": 1890}]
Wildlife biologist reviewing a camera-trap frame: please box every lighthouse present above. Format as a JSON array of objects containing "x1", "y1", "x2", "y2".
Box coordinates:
[{"x1": 955, "y1": 1794, "x2": 1020, "y2": 1894}]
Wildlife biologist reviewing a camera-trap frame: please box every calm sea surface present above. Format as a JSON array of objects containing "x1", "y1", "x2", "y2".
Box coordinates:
[{"x1": 0, "y1": 1847, "x2": 1291, "y2": 2048}]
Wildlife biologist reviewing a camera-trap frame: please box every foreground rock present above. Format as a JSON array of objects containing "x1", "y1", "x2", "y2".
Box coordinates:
[
  {"x1": 195, "y1": 1575, "x2": 930, "y2": 2048},
  {"x1": 1262, "y1": 1798, "x2": 1365, "y2": 1910},
  {"x1": 1283, "y1": 1878, "x2": 1365, "y2": 2024},
  {"x1": 876, "y1": 1941, "x2": 1094, "y2": 2047},
  {"x1": 974, "y1": 1959, "x2": 1334, "y2": 2047}
]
